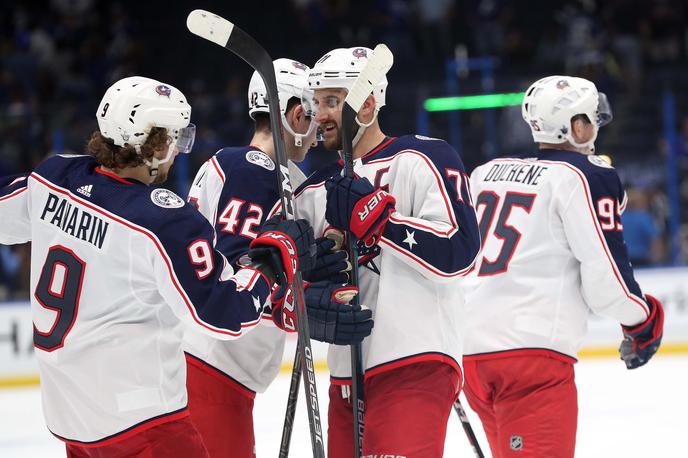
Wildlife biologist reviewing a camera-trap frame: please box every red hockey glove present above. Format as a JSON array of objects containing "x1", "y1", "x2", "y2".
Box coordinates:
[
  {"x1": 248, "y1": 216, "x2": 315, "y2": 301},
  {"x1": 325, "y1": 174, "x2": 396, "y2": 246},
  {"x1": 270, "y1": 284, "x2": 299, "y2": 332},
  {"x1": 269, "y1": 280, "x2": 374, "y2": 345},
  {"x1": 619, "y1": 294, "x2": 664, "y2": 369}
]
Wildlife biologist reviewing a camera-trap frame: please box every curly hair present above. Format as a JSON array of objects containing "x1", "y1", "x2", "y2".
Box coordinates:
[{"x1": 86, "y1": 127, "x2": 169, "y2": 169}]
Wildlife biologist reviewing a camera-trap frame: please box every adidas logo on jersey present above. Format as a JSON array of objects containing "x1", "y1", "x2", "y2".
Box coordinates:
[{"x1": 76, "y1": 184, "x2": 93, "y2": 198}]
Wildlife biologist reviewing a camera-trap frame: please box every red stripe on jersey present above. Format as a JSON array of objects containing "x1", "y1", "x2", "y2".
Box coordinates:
[
  {"x1": 30, "y1": 173, "x2": 262, "y2": 337},
  {"x1": 379, "y1": 236, "x2": 474, "y2": 278},
  {"x1": 294, "y1": 181, "x2": 325, "y2": 198},
  {"x1": 95, "y1": 167, "x2": 134, "y2": 184},
  {"x1": 210, "y1": 156, "x2": 226, "y2": 183},
  {"x1": 366, "y1": 149, "x2": 459, "y2": 228},
  {"x1": 487, "y1": 158, "x2": 649, "y2": 317},
  {"x1": 463, "y1": 348, "x2": 577, "y2": 365},
  {"x1": 361, "y1": 136, "x2": 397, "y2": 160},
  {"x1": 0, "y1": 186, "x2": 27, "y2": 202},
  {"x1": 52, "y1": 407, "x2": 190, "y2": 447},
  {"x1": 388, "y1": 213, "x2": 457, "y2": 237}
]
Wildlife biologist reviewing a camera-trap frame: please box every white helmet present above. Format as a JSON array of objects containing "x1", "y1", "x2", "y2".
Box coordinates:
[
  {"x1": 521, "y1": 75, "x2": 612, "y2": 151},
  {"x1": 96, "y1": 76, "x2": 195, "y2": 175},
  {"x1": 307, "y1": 47, "x2": 388, "y2": 109},
  {"x1": 247, "y1": 58, "x2": 316, "y2": 147},
  {"x1": 308, "y1": 47, "x2": 390, "y2": 146}
]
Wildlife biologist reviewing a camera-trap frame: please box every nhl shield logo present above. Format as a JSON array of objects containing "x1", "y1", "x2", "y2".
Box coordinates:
[
  {"x1": 155, "y1": 84, "x2": 172, "y2": 97},
  {"x1": 352, "y1": 47, "x2": 368, "y2": 58},
  {"x1": 510, "y1": 435, "x2": 523, "y2": 451},
  {"x1": 292, "y1": 60, "x2": 307, "y2": 71}
]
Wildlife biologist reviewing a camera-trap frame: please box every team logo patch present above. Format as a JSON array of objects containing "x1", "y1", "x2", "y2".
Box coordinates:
[
  {"x1": 588, "y1": 154, "x2": 613, "y2": 169},
  {"x1": 246, "y1": 150, "x2": 275, "y2": 171},
  {"x1": 150, "y1": 188, "x2": 185, "y2": 208},
  {"x1": 510, "y1": 435, "x2": 523, "y2": 451},
  {"x1": 352, "y1": 47, "x2": 368, "y2": 58},
  {"x1": 556, "y1": 79, "x2": 570, "y2": 90},
  {"x1": 155, "y1": 85, "x2": 172, "y2": 97}
]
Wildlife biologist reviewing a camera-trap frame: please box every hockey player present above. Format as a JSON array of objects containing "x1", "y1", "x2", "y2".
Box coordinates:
[
  {"x1": 293, "y1": 47, "x2": 481, "y2": 457},
  {"x1": 184, "y1": 58, "x2": 372, "y2": 457},
  {"x1": 0, "y1": 76, "x2": 317, "y2": 458},
  {"x1": 462, "y1": 76, "x2": 665, "y2": 458}
]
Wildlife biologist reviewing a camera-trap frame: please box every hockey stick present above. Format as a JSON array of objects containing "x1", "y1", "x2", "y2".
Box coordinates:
[
  {"x1": 277, "y1": 45, "x2": 394, "y2": 458},
  {"x1": 186, "y1": 10, "x2": 325, "y2": 458},
  {"x1": 340, "y1": 44, "x2": 394, "y2": 457},
  {"x1": 453, "y1": 398, "x2": 486, "y2": 458}
]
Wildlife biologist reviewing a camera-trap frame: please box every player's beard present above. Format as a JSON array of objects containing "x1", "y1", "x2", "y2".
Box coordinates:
[{"x1": 322, "y1": 124, "x2": 343, "y2": 151}]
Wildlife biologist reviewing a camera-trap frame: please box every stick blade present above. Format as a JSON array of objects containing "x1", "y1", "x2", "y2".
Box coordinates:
[
  {"x1": 344, "y1": 44, "x2": 394, "y2": 113},
  {"x1": 186, "y1": 9, "x2": 234, "y2": 47}
]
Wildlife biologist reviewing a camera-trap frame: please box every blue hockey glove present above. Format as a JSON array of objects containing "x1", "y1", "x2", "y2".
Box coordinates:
[
  {"x1": 325, "y1": 175, "x2": 395, "y2": 246},
  {"x1": 619, "y1": 294, "x2": 664, "y2": 369},
  {"x1": 303, "y1": 233, "x2": 351, "y2": 284},
  {"x1": 248, "y1": 216, "x2": 316, "y2": 300},
  {"x1": 305, "y1": 281, "x2": 373, "y2": 345}
]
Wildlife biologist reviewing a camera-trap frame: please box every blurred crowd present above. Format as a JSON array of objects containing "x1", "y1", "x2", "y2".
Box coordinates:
[{"x1": 0, "y1": 0, "x2": 687, "y2": 298}]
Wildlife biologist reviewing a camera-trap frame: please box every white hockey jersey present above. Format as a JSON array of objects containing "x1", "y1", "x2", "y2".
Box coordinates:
[
  {"x1": 184, "y1": 147, "x2": 306, "y2": 394},
  {"x1": 462, "y1": 150, "x2": 651, "y2": 363},
  {"x1": 0, "y1": 155, "x2": 273, "y2": 445},
  {"x1": 293, "y1": 135, "x2": 480, "y2": 383}
]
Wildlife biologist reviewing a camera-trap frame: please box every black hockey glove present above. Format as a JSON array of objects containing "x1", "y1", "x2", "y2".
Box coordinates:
[
  {"x1": 303, "y1": 232, "x2": 351, "y2": 284},
  {"x1": 247, "y1": 216, "x2": 316, "y2": 300},
  {"x1": 619, "y1": 294, "x2": 664, "y2": 369},
  {"x1": 325, "y1": 175, "x2": 396, "y2": 246},
  {"x1": 305, "y1": 281, "x2": 374, "y2": 345}
]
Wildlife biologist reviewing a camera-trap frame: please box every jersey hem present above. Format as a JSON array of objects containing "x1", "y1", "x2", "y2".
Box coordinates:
[
  {"x1": 184, "y1": 352, "x2": 257, "y2": 399},
  {"x1": 463, "y1": 347, "x2": 578, "y2": 364},
  {"x1": 330, "y1": 352, "x2": 462, "y2": 390},
  {"x1": 50, "y1": 407, "x2": 189, "y2": 447}
]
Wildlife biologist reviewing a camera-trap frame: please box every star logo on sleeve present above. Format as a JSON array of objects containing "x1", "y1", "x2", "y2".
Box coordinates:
[
  {"x1": 402, "y1": 230, "x2": 417, "y2": 251},
  {"x1": 252, "y1": 295, "x2": 262, "y2": 312}
]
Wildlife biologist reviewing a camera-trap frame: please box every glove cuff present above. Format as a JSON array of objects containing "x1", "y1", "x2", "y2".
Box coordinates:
[{"x1": 250, "y1": 231, "x2": 298, "y2": 284}]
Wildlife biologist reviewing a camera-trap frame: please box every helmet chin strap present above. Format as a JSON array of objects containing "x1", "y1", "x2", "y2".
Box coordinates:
[
  {"x1": 282, "y1": 112, "x2": 316, "y2": 147},
  {"x1": 351, "y1": 108, "x2": 379, "y2": 147},
  {"x1": 142, "y1": 143, "x2": 177, "y2": 177}
]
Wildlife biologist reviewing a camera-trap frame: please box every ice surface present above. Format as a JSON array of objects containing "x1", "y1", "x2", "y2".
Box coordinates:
[{"x1": 1, "y1": 355, "x2": 685, "y2": 457}]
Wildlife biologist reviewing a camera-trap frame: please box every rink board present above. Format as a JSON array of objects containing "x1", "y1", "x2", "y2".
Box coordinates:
[{"x1": 1, "y1": 266, "x2": 687, "y2": 387}]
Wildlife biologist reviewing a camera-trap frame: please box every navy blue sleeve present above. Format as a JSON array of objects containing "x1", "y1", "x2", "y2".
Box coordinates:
[
  {"x1": 152, "y1": 203, "x2": 272, "y2": 338},
  {"x1": 584, "y1": 166, "x2": 644, "y2": 299},
  {"x1": 380, "y1": 139, "x2": 481, "y2": 281}
]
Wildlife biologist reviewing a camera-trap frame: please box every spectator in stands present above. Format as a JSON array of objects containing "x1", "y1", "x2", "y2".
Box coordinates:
[{"x1": 621, "y1": 187, "x2": 663, "y2": 266}]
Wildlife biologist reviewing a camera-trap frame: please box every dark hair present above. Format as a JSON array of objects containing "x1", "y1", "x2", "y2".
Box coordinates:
[
  {"x1": 571, "y1": 114, "x2": 591, "y2": 124},
  {"x1": 86, "y1": 127, "x2": 169, "y2": 169},
  {"x1": 254, "y1": 97, "x2": 302, "y2": 133}
]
